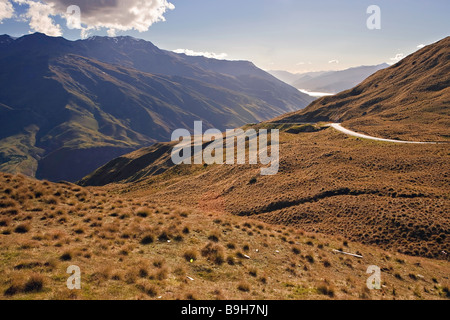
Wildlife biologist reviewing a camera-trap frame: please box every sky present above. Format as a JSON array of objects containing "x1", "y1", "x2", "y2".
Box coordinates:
[{"x1": 0, "y1": 0, "x2": 449, "y2": 73}]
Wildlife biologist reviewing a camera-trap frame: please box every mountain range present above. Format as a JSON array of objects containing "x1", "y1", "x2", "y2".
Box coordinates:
[
  {"x1": 0, "y1": 33, "x2": 313, "y2": 182},
  {"x1": 82, "y1": 37, "x2": 449, "y2": 187},
  {"x1": 269, "y1": 64, "x2": 389, "y2": 93}
]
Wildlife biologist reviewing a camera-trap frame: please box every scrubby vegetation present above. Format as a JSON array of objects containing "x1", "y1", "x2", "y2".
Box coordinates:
[{"x1": 0, "y1": 173, "x2": 448, "y2": 300}]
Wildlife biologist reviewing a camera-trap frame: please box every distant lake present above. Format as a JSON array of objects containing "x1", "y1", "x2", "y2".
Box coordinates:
[{"x1": 298, "y1": 89, "x2": 335, "y2": 98}]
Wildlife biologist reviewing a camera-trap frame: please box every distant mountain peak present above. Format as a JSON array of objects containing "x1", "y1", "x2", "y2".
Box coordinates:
[
  {"x1": 86, "y1": 35, "x2": 144, "y2": 42},
  {"x1": 0, "y1": 35, "x2": 13, "y2": 44},
  {"x1": 20, "y1": 32, "x2": 62, "y2": 40}
]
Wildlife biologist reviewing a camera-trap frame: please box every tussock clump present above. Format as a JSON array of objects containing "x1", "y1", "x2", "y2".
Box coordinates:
[
  {"x1": 91, "y1": 267, "x2": 112, "y2": 282},
  {"x1": 441, "y1": 286, "x2": 450, "y2": 298},
  {"x1": 14, "y1": 261, "x2": 42, "y2": 270},
  {"x1": 153, "y1": 258, "x2": 165, "y2": 269},
  {"x1": 111, "y1": 272, "x2": 123, "y2": 281},
  {"x1": 4, "y1": 274, "x2": 45, "y2": 296},
  {"x1": 226, "y1": 255, "x2": 235, "y2": 265},
  {"x1": 124, "y1": 269, "x2": 138, "y2": 284},
  {"x1": 152, "y1": 267, "x2": 169, "y2": 280},
  {"x1": 4, "y1": 283, "x2": 21, "y2": 296},
  {"x1": 173, "y1": 233, "x2": 184, "y2": 242},
  {"x1": 226, "y1": 242, "x2": 236, "y2": 250},
  {"x1": 34, "y1": 190, "x2": 44, "y2": 199},
  {"x1": 136, "y1": 208, "x2": 151, "y2": 218},
  {"x1": 120, "y1": 233, "x2": 131, "y2": 239},
  {"x1": 140, "y1": 234, "x2": 154, "y2": 245},
  {"x1": 182, "y1": 226, "x2": 190, "y2": 234},
  {"x1": 74, "y1": 227, "x2": 85, "y2": 234},
  {"x1": 185, "y1": 292, "x2": 197, "y2": 300},
  {"x1": 60, "y1": 251, "x2": 73, "y2": 261},
  {"x1": 183, "y1": 249, "x2": 198, "y2": 262},
  {"x1": 0, "y1": 217, "x2": 11, "y2": 227},
  {"x1": 1, "y1": 207, "x2": 19, "y2": 215},
  {"x1": 317, "y1": 284, "x2": 335, "y2": 298},
  {"x1": 137, "y1": 280, "x2": 158, "y2": 297},
  {"x1": 305, "y1": 254, "x2": 315, "y2": 264},
  {"x1": 157, "y1": 230, "x2": 170, "y2": 242},
  {"x1": 44, "y1": 196, "x2": 58, "y2": 205},
  {"x1": 119, "y1": 248, "x2": 129, "y2": 256},
  {"x1": 0, "y1": 199, "x2": 18, "y2": 208},
  {"x1": 243, "y1": 222, "x2": 252, "y2": 229},
  {"x1": 248, "y1": 268, "x2": 258, "y2": 277},
  {"x1": 14, "y1": 223, "x2": 30, "y2": 234},
  {"x1": 201, "y1": 243, "x2": 225, "y2": 265},
  {"x1": 237, "y1": 282, "x2": 251, "y2": 292},
  {"x1": 208, "y1": 230, "x2": 221, "y2": 242}
]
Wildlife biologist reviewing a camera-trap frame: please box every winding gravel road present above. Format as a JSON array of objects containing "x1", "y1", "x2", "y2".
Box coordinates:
[{"x1": 329, "y1": 123, "x2": 437, "y2": 145}]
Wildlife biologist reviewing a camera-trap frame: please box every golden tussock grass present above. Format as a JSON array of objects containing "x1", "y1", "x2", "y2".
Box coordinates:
[{"x1": 0, "y1": 172, "x2": 448, "y2": 300}]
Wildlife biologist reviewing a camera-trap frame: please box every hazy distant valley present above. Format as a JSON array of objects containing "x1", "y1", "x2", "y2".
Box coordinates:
[{"x1": 269, "y1": 64, "x2": 389, "y2": 94}]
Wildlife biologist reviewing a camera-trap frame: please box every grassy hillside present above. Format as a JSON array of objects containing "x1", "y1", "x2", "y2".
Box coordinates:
[
  {"x1": 275, "y1": 37, "x2": 450, "y2": 142},
  {"x1": 0, "y1": 173, "x2": 448, "y2": 300},
  {"x1": 79, "y1": 124, "x2": 450, "y2": 261}
]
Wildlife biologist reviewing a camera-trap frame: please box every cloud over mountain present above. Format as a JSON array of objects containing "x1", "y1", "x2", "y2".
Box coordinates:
[
  {"x1": 389, "y1": 53, "x2": 405, "y2": 64},
  {"x1": 0, "y1": 0, "x2": 14, "y2": 23},
  {"x1": 8, "y1": 0, "x2": 175, "y2": 37},
  {"x1": 173, "y1": 48, "x2": 228, "y2": 60}
]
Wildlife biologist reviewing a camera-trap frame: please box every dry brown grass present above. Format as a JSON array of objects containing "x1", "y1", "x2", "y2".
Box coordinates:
[
  {"x1": 0, "y1": 172, "x2": 448, "y2": 300},
  {"x1": 112, "y1": 127, "x2": 450, "y2": 261}
]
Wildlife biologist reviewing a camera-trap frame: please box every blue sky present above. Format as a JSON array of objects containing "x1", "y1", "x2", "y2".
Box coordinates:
[{"x1": 1, "y1": 0, "x2": 449, "y2": 73}]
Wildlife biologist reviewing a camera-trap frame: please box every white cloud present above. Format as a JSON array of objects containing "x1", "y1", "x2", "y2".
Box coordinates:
[
  {"x1": 328, "y1": 59, "x2": 339, "y2": 64},
  {"x1": 13, "y1": 0, "x2": 62, "y2": 36},
  {"x1": 0, "y1": 0, "x2": 14, "y2": 23},
  {"x1": 173, "y1": 48, "x2": 228, "y2": 60},
  {"x1": 417, "y1": 44, "x2": 425, "y2": 49},
  {"x1": 50, "y1": 0, "x2": 175, "y2": 37},
  {"x1": 12, "y1": 0, "x2": 175, "y2": 38},
  {"x1": 388, "y1": 53, "x2": 405, "y2": 65}
]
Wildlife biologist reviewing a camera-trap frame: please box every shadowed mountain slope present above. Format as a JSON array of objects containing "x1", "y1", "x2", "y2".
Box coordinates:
[{"x1": 0, "y1": 33, "x2": 313, "y2": 182}]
